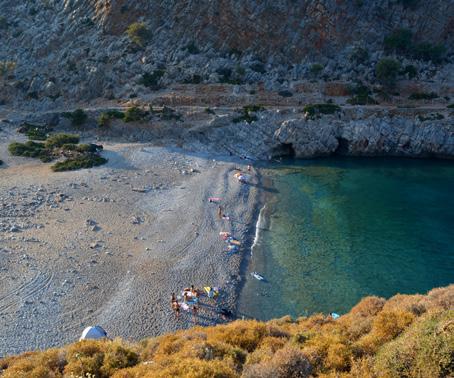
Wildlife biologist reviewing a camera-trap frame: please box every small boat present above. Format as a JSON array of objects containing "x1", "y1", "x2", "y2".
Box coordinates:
[{"x1": 251, "y1": 272, "x2": 265, "y2": 281}]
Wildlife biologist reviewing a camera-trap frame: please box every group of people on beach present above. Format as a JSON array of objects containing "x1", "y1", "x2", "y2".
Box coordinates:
[
  {"x1": 171, "y1": 285, "x2": 200, "y2": 323},
  {"x1": 171, "y1": 164, "x2": 253, "y2": 324}
]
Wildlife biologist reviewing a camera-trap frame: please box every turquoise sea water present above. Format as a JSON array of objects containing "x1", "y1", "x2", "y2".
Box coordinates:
[{"x1": 238, "y1": 158, "x2": 454, "y2": 320}]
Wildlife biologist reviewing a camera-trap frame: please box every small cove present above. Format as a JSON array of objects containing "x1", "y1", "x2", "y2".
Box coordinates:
[{"x1": 238, "y1": 157, "x2": 454, "y2": 319}]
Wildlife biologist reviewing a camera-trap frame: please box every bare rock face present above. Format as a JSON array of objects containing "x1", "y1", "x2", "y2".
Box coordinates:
[
  {"x1": 0, "y1": 0, "x2": 452, "y2": 107},
  {"x1": 184, "y1": 108, "x2": 454, "y2": 159},
  {"x1": 92, "y1": 0, "x2": 454, "y2": 60}
]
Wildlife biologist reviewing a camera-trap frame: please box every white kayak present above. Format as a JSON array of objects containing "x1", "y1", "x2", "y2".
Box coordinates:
[{"x1": 251, "y1": 272, "x2": 265, "y2": 281}]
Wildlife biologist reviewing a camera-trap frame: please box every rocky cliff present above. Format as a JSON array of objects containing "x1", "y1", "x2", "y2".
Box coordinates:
[
  {"x1": 0, "y1": 0, "x2": 453, "y2": 107},
  {"x1": 180, "y1": 106, "x2": 454, "y2": 160},
  {"x1": 0, "y1": 0, "x2": 453, "y2": 159}
]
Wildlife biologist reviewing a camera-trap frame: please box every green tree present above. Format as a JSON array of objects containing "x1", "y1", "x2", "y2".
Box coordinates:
[
  {"x1": 376, "y1": 59, "x2": 401, "y2": 88},
  {"x1": 126, "y1": 22, "x2": 150, "y2": 47}
]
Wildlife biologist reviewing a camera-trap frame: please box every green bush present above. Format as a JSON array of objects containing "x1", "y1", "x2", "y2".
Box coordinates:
[
  {"x1": 45, "y1": 134, "x2": 80, "y2": 148},
  {"x1": 8, "y1": 141, "x2": 51, "y2": 161},
  {"x1": 0, "y1": 16, "x2": 8, "y2": 29},
  {"x1": 375, "y1": 58, "x2": 401, "y2": 87},
  {"x1": 62, "y1": 109, "x2": 87, "y2": 126},
  {"x1": 97, "y1": 112, "x2": 111, "y2": 127},
  {"x1": 160, "y1": 106, "x2": 182, "y2": 121},
  {"x1": 447, "y1": 104, "x2": 454, "y2": 109},
  {"x1": 303, "y1": 103, "x2": 341, "y2": 119},
  {"x1": 309, "y1": 64, "x2": 323, "y2": 77},
  {"x1": 139, "y1": 69, "x2": 165, "y2": 89},
  {"x1": 350, "y1": 47, "x2": 369, "y2": 64},
  {"x1": 250, "y1": 62, "x2": 266, "y2": 74},
  {"x1": 51, "y1": 155, "x2": 107, "y2": 172},
  {"x1": 233, "y1": 105, "x2": 265, "y2": 124},
  {"x1": 97, "y1": 110, "x2": 124, "y2": 127},
  {"x1": 278, "y1": 90, "x2": 293, "y2": 98},
  {"x1": 61, "y1": 144, "x2": 100, "y2": 153},
  {"x1": 17, "y1": 123, "x2": 52, "y2": 141},
  {"x1": 408, "y1": 92, "x2": 438, "y2": 100},
  {"x1": 412, "y1": 43, "x2": 445, "y2": 63},
  {"x1": 185, "y1": 42, "x2": 200, "y2": 54},
  {"x1": 0, "y1": 61, "x2": 16, "y2": 77},
  {"x1": 217, "y1": 67, "x2": 243, "y2": 84},
  {"x1": 124, "y1": 107, "x2": 148, "y2": 122},
  {"x1": 126, "y1": 22, "x2": 150, "y2": 47},
  {"x1": 402, "y1": 64, "x2": 418, "y2": 79},
  {"x1": 384, "y1": 29, "x2": 413, "y2": 54},
  {"x1": 183, "y1": 74, "x2": 203, "y2": 84},
  {"x1": 384, "y1": 29, "x2": 445, "y2": 63},
  {"x1": 347, "y1": 83, "x2": 378, "y2": 105},
  {"x1": 418, "y1": 113, "x2": 444, "y2": 122}
]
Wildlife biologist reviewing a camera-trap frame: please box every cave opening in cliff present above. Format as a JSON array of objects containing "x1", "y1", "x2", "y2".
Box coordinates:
[
  {"x1": 335, "y1": 137, "x2": 350, "y2": 155},
  {"x1": 272, "y1": 143, "x2": 296, "y2": 158}
]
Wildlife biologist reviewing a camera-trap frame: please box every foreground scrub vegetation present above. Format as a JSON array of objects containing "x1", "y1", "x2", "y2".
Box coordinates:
[{"x1": 1, "y1": 285, "x2": 453, "y2": 377}]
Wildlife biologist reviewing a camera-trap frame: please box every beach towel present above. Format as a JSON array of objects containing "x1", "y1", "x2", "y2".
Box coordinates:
[{"x1": 181, "y1": 303, "x2": 190, "y2": 311}]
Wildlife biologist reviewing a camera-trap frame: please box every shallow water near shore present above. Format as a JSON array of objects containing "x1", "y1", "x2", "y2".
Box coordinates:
[{"x1": 238, "y1": 158, "x2": 454, "y2": 320}]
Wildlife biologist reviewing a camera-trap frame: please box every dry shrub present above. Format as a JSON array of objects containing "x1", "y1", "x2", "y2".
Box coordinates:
[
  {"x1": 189, "y1": 340, "x2": 246, "y2": 370},
  {"x1": 323, "y1": 82, "x2": 350, "y2": 97},
  {"x1": 382, "y1": 293, "x2": 426, "y2": 316},
  {"x1": 348, "y1": 356, "x2": 375, "y2": 378},
  {"x1": 302, "y1": 331, "x2": 351, "y2": 371},
  {"x1": 245, "y1": 337, "x2": 287, "y2": 366},
  {"x1": 354, "y1": 310, "x2": 415, "y2": 356},
  {"x1": 422, "y1": 284, "x2": 454, "y2": 312},
  {"x1": 63, "y1": 339, "x2": 138, "y2": 378},
  {"x1": 340, "y1": 315, "x2": 374, "y2": 341},
  {"x1": 2, "y1": 286, "x2": 453, "y2": 378},
  {"x1": 267, "y1": 315, "x2": 293, "y2": 326},
  {"x1": 207, "y1": 320, "x2": 267, "y2": 352},
  {"x1": 339, "y1": 296, "x2": 387, "y2": 342},
  {"x1": 121, "y1": 358, "x2": 237, "y2": 378},
  {"x1": 64, "y1": 341, "x2": 105, "y2": 377},
  {"x1": 371, "y1": 310, "x2": 415, "y2": 341},
  {"x1": 325, "y1": 342, "x2": 353, "y2": 371},
  {"x1": 242, "y1": 345, "x2": 312, "y2": 378},
  {"x1": 349, "y1": 296, "x2": 386, "y2": 317},
  {"x1": 265, "y1": 324, "x2": 290, "y2": 338},
  {"x1": 296, "y1": 313, "x2": 332, "y2": 332},
  {"x1": 100, "y1": 339, "x2": 138, "y2": 376},
  {"x1": 1, "y1": 349, "x2": 64, "y2": 378},
  {"x1": 374, "y1": 311, "x2": 454, "y2": 378},
  {"x1": 163, "y1": 358, "x2": 237, "y2": 378},
  {"x1": 152, "y1": 333, "x2": 196, "y2": 356}
]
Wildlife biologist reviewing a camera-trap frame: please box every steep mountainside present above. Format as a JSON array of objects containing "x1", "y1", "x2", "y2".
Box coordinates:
[{"x1": 0, "y1": 0, "x2": 452, "y2": 108}]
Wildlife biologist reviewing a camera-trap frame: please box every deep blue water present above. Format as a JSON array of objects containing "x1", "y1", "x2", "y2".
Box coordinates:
[{"x1": 238, "y1": 158, "x2": 454, "y2": 319}]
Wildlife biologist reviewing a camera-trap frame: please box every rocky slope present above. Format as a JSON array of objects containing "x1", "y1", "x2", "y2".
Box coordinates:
[
  {"x1": 0, "y1": 0, "x2": 453, "y2": 108},
  {"x1": 0, "y1": 1, "x2": 452, "y2": 159}
]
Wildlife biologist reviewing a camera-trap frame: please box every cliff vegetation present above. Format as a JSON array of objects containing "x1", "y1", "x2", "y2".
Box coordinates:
[{"x1": 1, "y1": 285, "x2": 453, "y2": 378}]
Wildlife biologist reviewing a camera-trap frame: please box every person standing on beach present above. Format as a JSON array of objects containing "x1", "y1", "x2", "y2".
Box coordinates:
[
  {"x1": 217, "y1": 206, "x2": 223, "y2": 219},
  {"x1": 192, "y1": 305, "x2": 198, "y2": 324},
  {"x1": 171, "y1": 293, "x2": 180, "y2": 319},
  {"x1": 172, "y1": 300, "x2": 181, "y2": 319}
]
